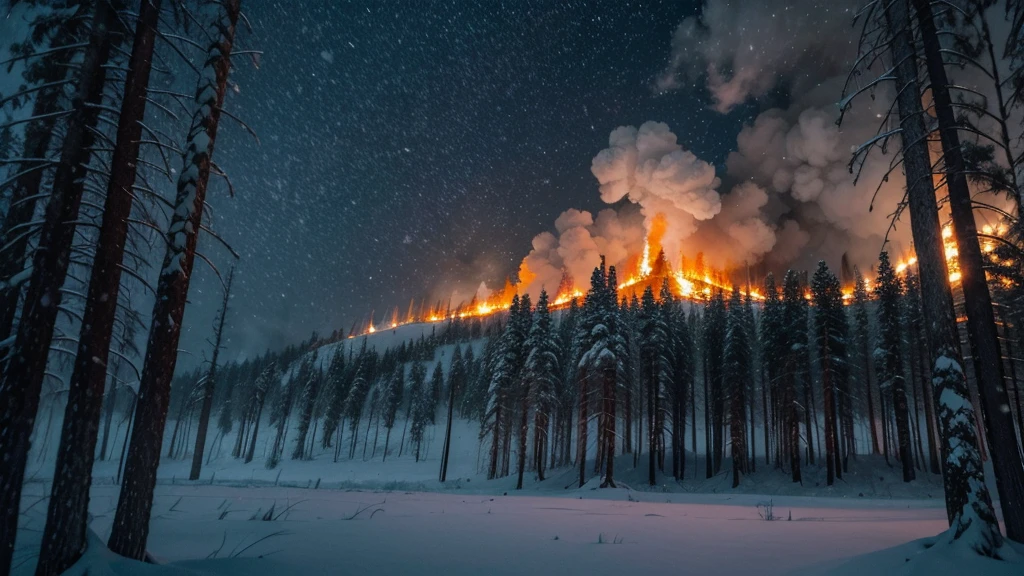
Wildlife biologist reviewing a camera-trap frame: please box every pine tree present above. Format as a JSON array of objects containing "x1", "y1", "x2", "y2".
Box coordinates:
[
  {"x1": 844, "y1": 0, "x2": 1003, "y2": 552},
  {"x1": 667, "y1": 295, "x2": 693, "y2": 480},
  {"x1": 760, "y1": 273, "x2": 783, "y2": 468},
  {"x1": 875, "y1": 252, "x2": 915, "y2": 482},
  {"x1": 35, "y1": 2, "x2": 163, "y2": 570},
  {"x1": 725, "y1": 285, "x2": 750, "y2": 487},
  {"x1": 429, "y1": 360, "x2": 445, "y2": 424},
  {"x1": 267, "y1": 372, "x2": 298, "y2": 469},
  {"x1": 407, "y1": 362, "x2": 429, "y2": 461},
  {"x1": 781, "y1": 271, "x2": 807, "y2": 483},
  {"x1": 244, "y1": 364, "x2": 276, "y2": 464},
  {"x1": 483, "y1": 295, "x2": 529, "y2": 479},
  {"x1": 346, "y1": 353, "x2": 375, "y2": 459},
  {"x1": 851, "y1": 267, "x2": 879, "y2": 455},
  {"x1": 440, "y1": 346, "x2": 464, "y2": 479},
  {"x1": 0, "y1": 4, "x2": 120, "y2": 566},
  {"x1": 811, "y1": 262, "x2": 847, "y2": 486},
  {"x1": 382, "y1": 364, "x2": 404, "y2": 462},
  {"x1": 524, "y1": 290, "x2": 559, "y2": 483},
  {"x1": 913, "y1": 0, "x2": 1024, "y2": 539},
  {"x1": 703, "y1": 291, "x2": 727, "y2": 476},
  {"x1": 292, "y1": 356, "x2": 322, "y2": 460},
  {"x1": 639, "y1": 285, "x2": 667, "y2": 486},
  {"x1": 322, "y1": 351, "x2": 348, "y2": 450},
  {"x1": 904, "y1": 271, "x2": 939, "y2": 474}
]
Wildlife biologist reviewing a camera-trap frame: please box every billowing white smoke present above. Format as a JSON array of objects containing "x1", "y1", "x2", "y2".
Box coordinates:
[
  {"x1": 656, "y1": 0, "x2": 857, "y2": 113},
  {"x1": 519, "y1": 207, "x2": 645, "y2": 299},
  {"x1": 505, "y1": 0, "x2": 1008, "y2": 301}
]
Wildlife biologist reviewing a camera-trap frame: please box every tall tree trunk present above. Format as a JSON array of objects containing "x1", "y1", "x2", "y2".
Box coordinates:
[
  {"x1": 244, "y1": 401, "x2": 263, "y2": 464},
  {"x1": 488, "y1": 405, "x2": 500, "y2": 479},
  {"x1": 36, "y1": 4, "x2": 162, "y2": 571},
  {"x1": 440, "y1": 378, "x2": 456, "y2": 481},
  {"x1": 762, "y1": 368, "x2": 770, "y2": 466},
  {"x1": 862, "y1": 339, "x2": 880, "y2": 454},
  {"x1": 191, "y1": 268, "x2": 233, "y2": 479},
  {"x1": 893, "y1": 364, "x2": 915, "y2": 482},
  {"x1": 108, "y1": 0, "x2": 242, "y2": 560},
  {"x1": 602, "y1": 369, "x2": 616, "y2": 488},
  {"x1": 0, "y1": 4, "x2": 115, "y2": 571},
  {"x1": 912, "y1": 0, "x2": 1024, "y2": 540},
  {"x1": 100, "y1": 371, "x2": 119, "y2": 461},
  {"x1": 822, "y1": 346, "x2": 836, "y2": 487},
  {"x1": 515, "y1": 395, "x2": 529, "y2": 490},
  {"x1": 577, "y1": 371, "x2": 588, "y2": 488},
  {"x1": 883, "y1": 0, "x2": 1003, "y2": 552},
  {"x1": 704, "y1": 356, "x2": 712, "y2": 479},
  {"x1": 788, "y1": 362, "x2": 801, "y2": 484},
  {"x1": 731, "y1": 379, "x2": 746, "y2": 488},
  {"x1": 648, "y1": 365, "x2": 656, "y2": 486}
]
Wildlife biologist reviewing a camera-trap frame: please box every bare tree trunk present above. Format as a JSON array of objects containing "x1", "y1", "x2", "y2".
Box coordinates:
[
  {"x1": 108, "y1": 0, "x2": 242, "y2": 560},
  {"x1": 191, "y1": 268, "x2": 233, "y2": 479},
  {"x1": 912, "y1": 0, "x2": 1024, "y2": 540},
  {"x1": 0, "y1": 4, "x2": 115, "y2": 571}
]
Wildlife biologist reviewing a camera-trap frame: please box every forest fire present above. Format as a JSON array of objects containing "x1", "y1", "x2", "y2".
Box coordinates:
[
  {"x1": 348, "y1": 216, "x2": 1013, "y2": 339},
  {"x1": 349, "y1": 214, "x2": 767, "y2": 337}
]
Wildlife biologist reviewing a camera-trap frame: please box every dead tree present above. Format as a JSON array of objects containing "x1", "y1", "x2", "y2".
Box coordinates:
[{"x1": 190, "y1": 266, "x2": 234, "y2": 479}]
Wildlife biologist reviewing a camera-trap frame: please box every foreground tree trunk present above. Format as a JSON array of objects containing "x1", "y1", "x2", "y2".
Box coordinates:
[
  {"x1": 108, "y1": 0, "x2": 242, "y2": 560},
  {"x1": 35, "y1": 3, "x2": 162, "y2": 573},
  {"x1": 0, "y1": 4, "x2": 115, "y2": 572},
  {"x1": 912, "y1": 0, "x2": 1024, "y2": 541},
  {"x1": 880, "y1": 0, "x2": 1003, "y2": 553}
]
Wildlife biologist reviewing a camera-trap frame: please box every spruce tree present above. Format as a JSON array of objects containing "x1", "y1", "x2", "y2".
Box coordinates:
[{"x1": 810, "y1": 262, "x2": 848, "y2": 486}]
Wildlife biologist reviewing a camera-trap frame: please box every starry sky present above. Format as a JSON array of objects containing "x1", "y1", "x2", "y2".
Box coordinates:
[{"x1": 182, "y1": 0, "x2": 759, "y2": 365}]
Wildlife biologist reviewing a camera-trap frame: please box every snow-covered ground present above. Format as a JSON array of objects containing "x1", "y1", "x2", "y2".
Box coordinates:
[
  {"x1": 17, "y1": 482, "x2": 1021, "y2": 576},
  {"x1": 15, "y1": 323, "x2": 1024, "y2": 574}
]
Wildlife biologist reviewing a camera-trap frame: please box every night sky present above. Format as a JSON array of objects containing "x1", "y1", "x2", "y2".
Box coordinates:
[{"x1": 183, "y1": 1, "x2": 756, "y2": 365}]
